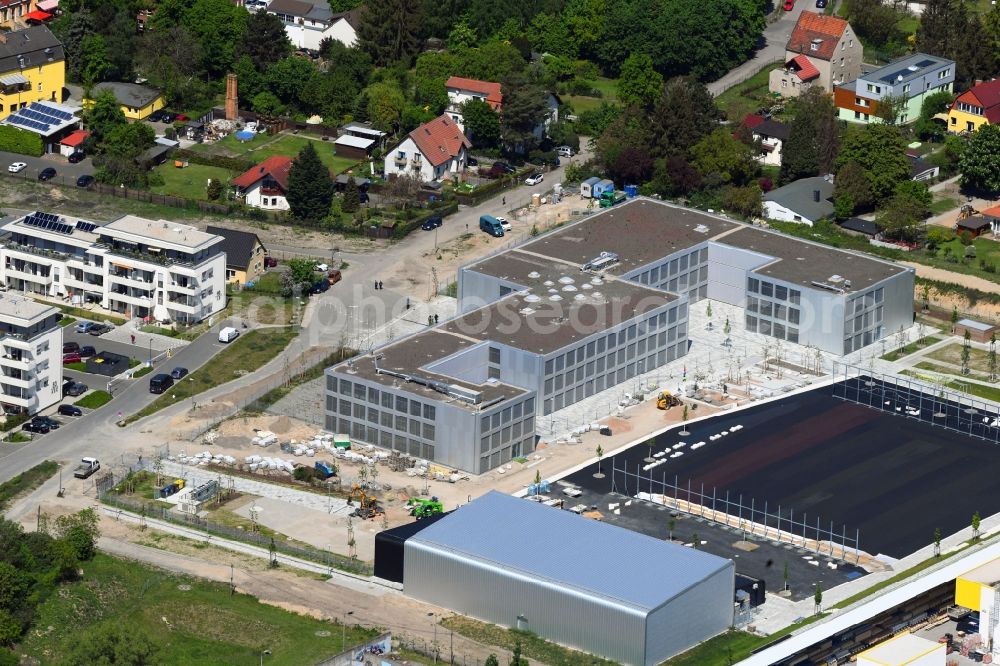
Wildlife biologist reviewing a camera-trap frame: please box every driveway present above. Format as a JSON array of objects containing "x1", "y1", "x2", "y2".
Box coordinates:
[
  {"x1": 707, "y1": 2, "x2": 816, "y2": 96},
  {"x1": 0, "y1": 149, "x2": 95, "y2": 188}
]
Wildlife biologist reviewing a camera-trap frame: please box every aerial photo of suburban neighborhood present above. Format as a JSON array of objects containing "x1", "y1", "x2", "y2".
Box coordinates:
[{"x1": 3, "y1": 0, "x2": 1000, "y2": 663}]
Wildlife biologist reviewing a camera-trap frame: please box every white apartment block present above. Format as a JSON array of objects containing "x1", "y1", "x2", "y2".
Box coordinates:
[
  {"x1": 0, "y1": 212, "x2": 227, "y2": 325},
  {"x1": 0, "y1": 293, "x2": 62, "y2": 415}
]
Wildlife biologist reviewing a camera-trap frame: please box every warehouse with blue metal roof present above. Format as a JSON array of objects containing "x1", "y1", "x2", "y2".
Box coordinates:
[{"x1": 390, "y1": 491, "x2": 734, "y2": 666}]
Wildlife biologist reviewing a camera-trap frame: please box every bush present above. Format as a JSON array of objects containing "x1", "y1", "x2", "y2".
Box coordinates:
[
  {"x1": 172, "y1": 148, "x2": 254, "y2": 173},
  {"x1": 2, "y1": 412, "x2": 30, "y2": 431},
  {"x1": 293, "y1": 466, "x2": 317, "y2": 482},
  {"x1": 0, "y1": 125, "x2": 43, "y2": 157}
]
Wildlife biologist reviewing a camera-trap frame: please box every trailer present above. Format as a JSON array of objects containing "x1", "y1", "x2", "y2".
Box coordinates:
[
  {"x1": 580, "y1": 177, "x2": 601, "y2": 198},
  {"x1": 592, "y1": 179, "x2": 615, "y2": 198}
]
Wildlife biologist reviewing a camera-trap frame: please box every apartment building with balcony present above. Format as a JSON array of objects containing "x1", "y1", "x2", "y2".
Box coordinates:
[
  {"x1": 383, "y1": 114, "x2": 470, "y2": 183},
  {"x1": 0, "y1": 293, "x2": 61, "y2": 414},
  {"x1": 834, "y1": 53, "x2": 954, "y2": 124},
  {"x1": 0, "y1": 211, "x2": 227, "y2": 325}
]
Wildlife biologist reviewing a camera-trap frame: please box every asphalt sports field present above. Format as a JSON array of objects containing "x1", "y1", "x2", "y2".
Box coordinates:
[{"x1": 566, "y1": 378, "x2": 1000, "y2": 559}]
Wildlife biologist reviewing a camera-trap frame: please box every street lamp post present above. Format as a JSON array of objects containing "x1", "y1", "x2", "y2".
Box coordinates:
[
  {"x1": 259, "y1": 649, "x2": 270, "y2": 666},
  {"x1": 341, "y1": 610, "x2": 353, "y2": 650},
  {"x1": 148, "y1": 338, "x2": 153, "y2": 367}
]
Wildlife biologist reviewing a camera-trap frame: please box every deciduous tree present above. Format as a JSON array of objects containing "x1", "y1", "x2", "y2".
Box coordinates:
[
  {"x1": 461, "y1": 99, "x2": 501, "y2": 147},
  {"x1": 365, "y1": 80, "x2": 406, "y2": 133},
  {"x1": 357, "y1": 0, "x2": 421, "y2": 66},
  {"x1": 649, "y1": 77, "x2": 719, "y2": 159},
  {"x1": 835, "y1": 124, "x2": 909, "y2": 203},
  {"x1": 780, "y1": 87, "x2": 838, "y2": 183},
  {"x1": 237, "y1": 9, "x2": 292, "y2": 71},
  {"x1": 960, "y1": 124, "x2": 1000, "y2": 193},
  {"x1": 691, "y1": 129, "x2": 758, "y2": 186},
  {"x1": 617, "y1": 52, "x2": 664, "y2": 109}
]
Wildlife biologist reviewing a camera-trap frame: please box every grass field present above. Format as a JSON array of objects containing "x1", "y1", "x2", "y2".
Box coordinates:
[
  {"x1": 441, "y1": 616, "x2": 619, "y2": 666},
  {"x1": 16, "y1": 553, "x2": 378, "y2": 665},
  {"x1": 231, "y1": 271, "x2": 296, "y2": 325},
  {"x1": 715, "y1": 64, "x2": 781, "y2": 121},
  {"x1": 928, "y1": 196, "x2": 959, "y2": 215},
  {"x1": 151, "y1": 162, "x2": 236, "y2": 200},
  {"x1": 59, "y1": 316, "x2": 76, "y2": 327},
  {"x1": 926, "y1": 343, "x2": 995, "y2": 373},
  {"x1": 127, "y1": 326, "x2": 297, "y2": 423},
  {"x1": 566, "y1": 76, "x2": 619, "y2": 114},
  {"x1": 0, "y1": 460, "x2": 56, "y2": 510},
  {"x1": 75, "y1": 389, "x2": 113, "y2": 409},
  {"x1": 194, "y1": 133, "x2": 358, "y2": 175},
  {"x1": 880, "y1": 335, "x2": 944, "y2": 361}
]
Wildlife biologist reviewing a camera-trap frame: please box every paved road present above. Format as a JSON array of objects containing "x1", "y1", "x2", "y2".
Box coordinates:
[{"x1": 707, "y1": 3, "x2": 814, "y2": 97}]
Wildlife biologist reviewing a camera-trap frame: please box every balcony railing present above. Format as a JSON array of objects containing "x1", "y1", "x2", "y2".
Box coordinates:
[{"x1": 97, "y1": 244, "x2": 202, "y2": 269}]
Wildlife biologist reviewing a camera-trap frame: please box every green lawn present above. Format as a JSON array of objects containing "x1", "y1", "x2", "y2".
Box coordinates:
[
  {"x1": 64, "y1": 361, "x2": 87, "y2": 372},
  {"x1": 16, "y1": 553, "x2": 378, "y2": 665},
  {"x1": 75, "y1": 390, "x2": 113, "y2": 409},
  {"x1": 126, "y1": 326, "x2": 297, "y2": 423},
  {"x1": 194, "y1": 133, "x2": 359, "y2": 175},
  {"x1": 0, "y1": 460, "x2": 56, "y2": 510},
  {"x1": 715, "y1": 64, "x2": 781, "y2": 122},
  {"x1": 880, "y1": 334, "x2": 943, "y2": 361},
  {"x1": 231, "y1": 272, "x2": 296, "y2": 325},
  {"x1": 567, "y1": 76, "x2": 619, "y2": 114},
  {"x1": 59, "y1": 316, "x2": 76, "y2": 327},
  {"x1": 151, "y1": 162, "x2": 237, "y2": 201},
  {"x1": 441, "y1": 616, "x2": 619, "y2": 666},
  {"x1": 928, "y1": 196, "x2": 958, "y2": 215}
]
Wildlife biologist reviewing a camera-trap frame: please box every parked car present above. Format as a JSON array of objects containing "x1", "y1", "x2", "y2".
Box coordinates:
[
  {"x1": 79, "y1": 345, "x2": 96, "y2": 358},
  {"x1": 557, "y1": 146, "x2": 575, "y2": 158},
  {"x1": 63, "y1": 353, "x2": 81, "y2": 364},
  {"x1": 149, "y1": 373, "x2": 174, "y2": 394},
  {"x1": 310, "y1": 279, "x2": 330, "y2": 294},
  {"x1": 88, "y1": 324, "x2": 111, "y2": 336},
  {"x1": 63, "y1": 341, "x2": 80, "y2": 354},
  {"x1": 815, "y1": 0, "x2": 826, "y2": 6},
  {"x1": 67, "y1": 151, "x2": 85, "y2": 163},
  {"x1": 326, "y1": 269, "x2": 342, "y2": 285},
  {"x1": 74, "y1": 321, "x2": 97, "y2": 333},
  {"x1": 159, "y1": 112, "x2": 175, "y2": 124},
  {"x1": 264, "y1": 256, "x2": 278, "y2": 268},
  {"x1": 174, "y1": 113, "x2": 189, "y2": 122},
  {"x1": 218, "y1": 327, "x2": 240, "y2": 343},
  {"x1": 783, "y1": 0, "x2": 793, "y2": 8},
  {"x1": 170, "y1": 367, "x2": 189, "y2": 379},
  {"x1": 58, "y1": 404, "x2": 83, "y2": 417},
  {"x1": 23, "y1": 422, "x2": 49, "y2": 435},
  {"x1": 32, "y1": 415, "x2": 61, "y2": 430},
  {"x1": 8, "y1": 162, "x2": 26, "y2": 173},
  {"x1": 421, "y1": 215, "x2": 443, "y2": 231},
  {"x1": 76, "y1": 174, "x2": 94, "y2": 188},
  {"x1": 525, "y1": 173, "x2": 544, "y2": 186},
  {"x1": 63, "y1": 381, "x2": 88, "y2": 397},
  {"x1": 466, "y1": 156, "x2": 479, "y2": 167},
  {"x1": 494, "y1": 161, "x2": 515, "y2": 174},
  {"x1": 496, "y1": 216, "x2": 512, "y2": 232},
  {"x1": 38, "y1": 167, "x2": 56, "y2": 181},
  {"x1": 147, "y1": 109, "x2": 164, "y2": 122},
  {"x1": 358, "y1": 190, "x2": 369, "y2": 204}
]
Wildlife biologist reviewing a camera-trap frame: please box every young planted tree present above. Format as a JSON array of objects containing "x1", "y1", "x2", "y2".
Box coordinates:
[
  {"x1": 989, "y1": 333, "x2": 997, "y2": 382},
  {"x1": 934, "y1": 527, "x2": 942, "y2": 557},
  {"x1": 645, "y1": 438, "x2": 656, "y2": 463},
  {"x1": 783, "y1": 561, "x2": 789, "y2": 592},
  {"x1": 814, "y1": 583, "x2": 823, "y2": 614},
  {"x1": 962, "y1": 329, "x2": 972, "y2": 375},
  {"x1": 668, "y1": 518, "x2": 676, "y2": 541},
  {"x1": 951, "y1": 305, "x2": 959, "y2": 332},
  {"x1": 594, "y1": 445, "x2": 605, "y2": 478},
  {"x1": 973, "y1": 510, "x2": 982, "y2": 541}
]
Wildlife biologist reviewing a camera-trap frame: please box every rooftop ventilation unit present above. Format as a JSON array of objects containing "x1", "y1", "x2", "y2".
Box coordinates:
[
  {"x1": 558, "y1": 276, "x2": 575, "y2": 284},
  {"x1": 528, "y1": 271, "x2": 541, "y2": 279},
  {"x1": 828, "y1": 274, "x2": 844, "y2": 283},
  {"x1": 811, "y1": 281, "x2": 845, "y2": 294},
  {"x1": 549, "y1": 294, "x2": 563, "y2": 301},
  {"x1": 524, "y1": 294, "x2": 541, "y2": 303},
  {"x1": 694, "y1": 224, "x2": 710, "y2": 234},
  {"x1": 373, "y1": 354, "x2": 482, "y2": 404},
  {"x1": 583, "y1": 251, "x2": 620, "y2": 272},
  {"x1": 562, "y1": 285, "x2": 577, "y2": 292}
]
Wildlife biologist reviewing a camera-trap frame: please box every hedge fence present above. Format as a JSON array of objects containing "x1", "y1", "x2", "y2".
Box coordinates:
[{"x1": 0, "y1": 125, "x2": 43, "y2": 157}]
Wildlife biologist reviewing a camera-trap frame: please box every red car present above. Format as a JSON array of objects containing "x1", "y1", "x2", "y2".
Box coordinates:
[
  {"x1": 174, "y1": 113, "x2": 189, "y2": 122},
  {"x1": 62, "y1": 353, "x2": 81, "y2": 364},
  {"x1": 783, "y1": 0, "x2": 794, "y2": 9}
]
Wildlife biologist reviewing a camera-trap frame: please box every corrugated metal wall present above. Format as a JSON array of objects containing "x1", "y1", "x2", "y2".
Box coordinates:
[
  {"x1": 404, "y1": 541, "x2": 650, "y2": 665},
  {"x1": 645, "y1": 561, "x2": 735, "y2": 665}
]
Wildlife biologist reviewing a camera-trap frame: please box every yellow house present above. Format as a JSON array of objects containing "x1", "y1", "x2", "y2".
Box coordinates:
[
  {"x1": 0, "y1": 25, "x2": 65, "y2": 121},
  {"x1": 205, "y1": 226, "x2": 268, "y2": 286},
  {"x1": 85, "y1": 81, "x2": 165, "y2": 120},
  {"x1": 947, "y1": 79, "x2": 1000, "y2": 135}
]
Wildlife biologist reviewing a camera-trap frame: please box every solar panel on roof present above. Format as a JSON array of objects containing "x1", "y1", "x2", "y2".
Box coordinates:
[
  {"x1": 75, "y1": 221, "x2": 96, "y2": 233},
  {"x1": 33, "y1": 103, "x2": 72, "y2": 121},
  {"x1": 915, "y1": 59, "x2": 935, "y2": 68}
]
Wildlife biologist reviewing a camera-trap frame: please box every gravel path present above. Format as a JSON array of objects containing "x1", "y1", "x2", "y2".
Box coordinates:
[{"x1": 901, "y1": 261, "x2": 1000, "y2": 294}]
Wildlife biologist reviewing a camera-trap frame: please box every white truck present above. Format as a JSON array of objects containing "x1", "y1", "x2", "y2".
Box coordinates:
[{"x1": 73, "y1": 457, "x2": 100, "y2": 479}]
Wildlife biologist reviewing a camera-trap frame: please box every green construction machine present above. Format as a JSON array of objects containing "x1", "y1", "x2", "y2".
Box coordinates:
[{"x1": 407, "y1": 497, "x2": 444, "y2": 519}]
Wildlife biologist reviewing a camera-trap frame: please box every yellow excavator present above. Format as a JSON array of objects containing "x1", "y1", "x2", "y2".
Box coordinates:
[
  {"x1": 656, "y1": 390, "x2": 681, "y2": 410},
  {"x1": 347, "y1": 484, "x2": 383, "y2": 519}
]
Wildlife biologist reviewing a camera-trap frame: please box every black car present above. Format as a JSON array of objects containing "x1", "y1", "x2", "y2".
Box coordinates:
[
  {"x1": 170, "y1": 367, "x2": 189, "y2": 379},
  {"x1": 38, "y1": 167, "x2": 56, "y2": 181},
  {"x1": 32, "y1": 415, "x2": 61, "y2": 430},
  {"x1": 76, "y1": 174, "x2": 94, "y2": 188},
  {"x1": 149, "y1": 373, "x2": 174, "y2": 394},
  {"x1": 310, "y1": 279, "x2": 330, "y2": 294},
  {"x1": 63, "y1": 341, "x2": 80, "y2": 354},
  {"x1": 23, "y1": 422, "x2": 49, "y2": 434},
  {"x1": 494, "y1": 161, "x2": 516, "y2": 174},
  {"x1": 68, "y1": 151, "x2": 85, "y2": 164},
  {"x1": 421, "y1": 215, "x2": 443, "y2": 231},
  {"x1": 815, "y1": 0, "x2": 827, "y2": 6},
  {"x1": 159, "y1": 112, "x2": 175, "y2": 124},
  {"x1": 58, "y1": 404, "x2": 83, "y2": 417},
  {"x1": 88, "y1": 324, "x2": 111, "y2": 336},
  {"x1": 147, "y1": 109, "x2": 165, "y2": 122},
  {"x1": 359, "y1": 191, "x2": 369, "y2": 204},
  {"x1": 63, "y1": 382, "x2": 88, "y2": 397},
  {"x1": 79, "y1": 345, "x2": 96, "y2": 358},
  {"x1": 467, "y1": 156, "x2": 479, "y2": 167}
]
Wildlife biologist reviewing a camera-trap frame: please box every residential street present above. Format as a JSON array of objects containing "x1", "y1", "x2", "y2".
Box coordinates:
[{"x1": 707, "y1": 3, "x2": 811, "y2": 97}]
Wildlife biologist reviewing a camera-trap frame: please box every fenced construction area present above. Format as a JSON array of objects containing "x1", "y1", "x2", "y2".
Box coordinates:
[{"x1": 568, "y1": 373, "x2": 1000, "y2": 560}]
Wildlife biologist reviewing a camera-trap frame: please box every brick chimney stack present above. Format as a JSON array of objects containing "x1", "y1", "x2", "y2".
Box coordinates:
[{"x1": 225, "y1": 73, "x2": 238, "y2": 121}]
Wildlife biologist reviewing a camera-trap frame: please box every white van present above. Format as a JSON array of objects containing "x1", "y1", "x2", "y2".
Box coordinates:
[{"x1": 219, "y1": 326, "x2": 240, "y2": 343}]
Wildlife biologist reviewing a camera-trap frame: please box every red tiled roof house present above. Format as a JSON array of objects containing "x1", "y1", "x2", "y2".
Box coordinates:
[
  {"x1": 947, "y1": 79, "x2": 1000, "y2": 135},
  {"x1": 769, "y1": 11, "x2": 862, "y2": 97},
  {"x1": 384, "y1": 114, "x2": 471, "y2": 183},
  {"x1": 231, "y1": 156, "x2": 293, "y2": 211},
  {"x1": 445, "y1": 76, "x2": 503, "y2": 133}
]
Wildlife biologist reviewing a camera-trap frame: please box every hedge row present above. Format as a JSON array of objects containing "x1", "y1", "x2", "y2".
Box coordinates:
[
  {"x1": 455, "y1": 167, "x2": 535, "y2": 206},
  {"x1": 172, "y1": 148, "x2": 255, "y2": 173},
  {"x1": 0, "y1": 125, "x2": 43, "y2": 157}
]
